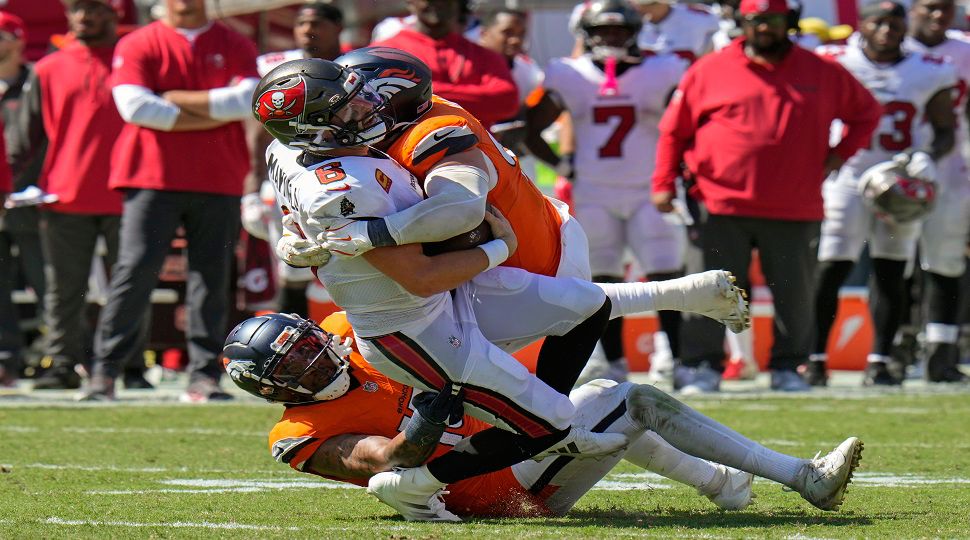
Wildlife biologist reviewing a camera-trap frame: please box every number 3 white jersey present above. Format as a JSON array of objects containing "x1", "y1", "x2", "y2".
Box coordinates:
[
  {"x1": 266, "y1": 140, "x2": 436, "y2": 336},
  {"x1": 904, "y1": 34, "x2": 970, "y2": 189},
  {"x1": 818, "y1": 44, "x2": 958, "y2": 184},
  {"x1": 543, "y1": 54, "x2": 688, "y2": 190}
]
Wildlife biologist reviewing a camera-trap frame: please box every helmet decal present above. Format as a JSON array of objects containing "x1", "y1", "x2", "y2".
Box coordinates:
[
  {"x1": 370, "y1": 67, "x2": 420, "y2": 100},
  {"x1": 254, "y1": 77, "x2": 307, "y2": 124},
  {"x1": 225, "y1": 359, "x2": 256, "y2": 384}
]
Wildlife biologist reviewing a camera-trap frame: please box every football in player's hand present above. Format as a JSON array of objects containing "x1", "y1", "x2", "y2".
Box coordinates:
[{"x1": 422, "y1": 220, "x2": 493, "y2": 256}]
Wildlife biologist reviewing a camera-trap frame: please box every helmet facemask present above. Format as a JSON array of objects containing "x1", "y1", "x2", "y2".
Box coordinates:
[
  {"x1": 292, "y1": 82, "x2": 395, "y2": 153},
  {"x1": 261, "y1": 318, "x2": 351, "y2": 403}
]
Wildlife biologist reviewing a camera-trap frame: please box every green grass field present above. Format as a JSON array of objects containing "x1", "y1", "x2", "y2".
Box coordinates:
[{"x1": 2, "y1": 376, "x2": 970, "y2": 539}]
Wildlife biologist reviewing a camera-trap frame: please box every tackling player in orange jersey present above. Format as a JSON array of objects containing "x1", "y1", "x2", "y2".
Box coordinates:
[{"x1": 225, "y1": 311, "x2": 864, "y2": 521}]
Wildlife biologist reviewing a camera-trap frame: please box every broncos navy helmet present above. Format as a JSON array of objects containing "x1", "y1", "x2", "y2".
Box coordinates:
[
  {"x1": 334, "y1": 47, "x2": 434, "y2": 127},
  {"x1": 252, "y1": 58, "x2": 394, "y2": 152},
  {"x1": 222, "y1": 313, "x2": 351, "y2": 404},
  {"x1": 580, "y1": 0, "x2": 643, "y2": 59}
]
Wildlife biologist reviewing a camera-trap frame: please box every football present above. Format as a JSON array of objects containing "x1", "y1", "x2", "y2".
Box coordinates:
[{"x1": 422, "y1": 220, "x2": 494, "y2": 256}]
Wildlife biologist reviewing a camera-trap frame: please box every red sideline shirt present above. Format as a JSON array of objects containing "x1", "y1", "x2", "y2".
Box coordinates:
[
  {"x1": 653, "y1": 39, "x2": 880, "y2": 221},
  {"x1": 0, "y1": 118, "x2": 10, "y2": 194},
  {"x1": 372, "y1": 29, "x2": 518, "y2": 129},
  {"x1": 110, "y1": 21, "x2": 258, "y2": 196},
  {"x1": 34, "y1": 43, "x2": 124, "y2": 215}
]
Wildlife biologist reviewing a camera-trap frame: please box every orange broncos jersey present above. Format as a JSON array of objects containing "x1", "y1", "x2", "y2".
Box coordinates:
[
  {"x1": 386, "y1": 96, "x2": 564, "y2": 278},
  {"x1": 268, "y1": 312, "x2": 552, "y2": 517}
]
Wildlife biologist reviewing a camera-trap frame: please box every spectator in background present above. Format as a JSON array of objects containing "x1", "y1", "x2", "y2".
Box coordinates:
[
  {"x1": 651, "y1": 0, "x2": 880, "y2": 393},
  {"x1": 14, "y1": 0, "x2": 129, "y2": 390},
  {"x1": 477, "y1": 7, "x2": 542, "y2": 172},
  {"x1": 371, "y1": 0, "x2": 518, "y2": 129},
  {"x1": 83, "y1": 0, "x2": 259, "y2": 401},
  {"x1": 243, "y1": 1, "x2": 345, "y2": 316},
  {"x1": 0, "y1": 12, "x2": 42, "y2": 388}
]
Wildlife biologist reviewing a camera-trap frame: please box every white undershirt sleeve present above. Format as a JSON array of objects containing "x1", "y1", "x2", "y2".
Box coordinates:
[
  {"x1": 112, "y1": 84, "x2": 180, "y2": 131},
  {"x1": 209, "y1": 77, "x2": 260, "y2": 121}
]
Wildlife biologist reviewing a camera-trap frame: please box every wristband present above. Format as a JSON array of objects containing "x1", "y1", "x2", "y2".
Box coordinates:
[
  {"x1": 403, "y1": 408, "x2": 447, "y2": 447},
  {"x1": 478, "y1": 239, "x2": 510, "y2": 271},
  {"x1": 367, "y1": 218, "x2": 397, "y2": 247}
]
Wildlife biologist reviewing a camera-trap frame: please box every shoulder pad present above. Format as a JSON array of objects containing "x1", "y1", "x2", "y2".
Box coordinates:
[{"x1": 408, "y1": 118, "x2": 479, "y2": 165}]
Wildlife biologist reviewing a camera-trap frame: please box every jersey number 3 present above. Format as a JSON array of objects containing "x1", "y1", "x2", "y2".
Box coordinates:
[
  {"x1": 878, "y1": 101, "x2": 917, "y2": 152},
  {"x1": 593, "y1": 105, "x2": 636, "y2": 158}
]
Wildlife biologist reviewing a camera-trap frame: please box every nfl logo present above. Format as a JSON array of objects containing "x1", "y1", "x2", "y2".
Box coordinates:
[{"x1": 363, "y1": 381, "x2": 379, "y2": 393}]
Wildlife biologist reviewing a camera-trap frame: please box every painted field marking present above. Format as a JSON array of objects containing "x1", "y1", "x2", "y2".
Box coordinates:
[{"x1": 41, "y1": 517, "x2": 301, "y2": 531}]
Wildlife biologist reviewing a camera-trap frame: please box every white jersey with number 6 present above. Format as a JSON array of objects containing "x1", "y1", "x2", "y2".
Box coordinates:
[
  {"x1": 818, "y1": 44, "x2": 958, "y2": 185},
  {"x1": 542, "y1": 53, "x2": 687, "y2": 191}
]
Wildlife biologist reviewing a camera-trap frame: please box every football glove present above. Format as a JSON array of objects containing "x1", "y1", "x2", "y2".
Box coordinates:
[
  {"x1": 240, "y1": 193, "x2": 270, "y2": 241},
  {"x1": 894, "y1": 150, "x2": 936, "y2": 182},
  {"x1": 320, "y1": 219, "x2": 374, "y2": 258}
]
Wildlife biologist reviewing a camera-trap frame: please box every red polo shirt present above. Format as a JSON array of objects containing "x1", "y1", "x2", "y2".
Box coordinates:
[
  {"x1": 653, "y1": 39, "x2": 880, "y2": 221},
  {"x1": 110, "y1": 21, "x2": 258, "y2": 196},
  {"x1": 372, "y1": 29, "x2": 518, "y2": 129},
  {"x1": 34, "y1": 42, "x2": 124, "y2": 215}
]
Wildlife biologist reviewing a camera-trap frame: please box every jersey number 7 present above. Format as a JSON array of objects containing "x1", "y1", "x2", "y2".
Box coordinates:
[{"x1": 593, "y1": 105, "x2": 636, "y2": 158}]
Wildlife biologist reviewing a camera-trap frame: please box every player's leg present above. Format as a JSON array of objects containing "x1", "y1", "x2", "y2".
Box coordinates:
[
  {"x1": 573, "y1": 202, "x2": 628, "y2": 383},
  {"x1": 918, "y1": 183, "x2": 970, "y2": 382},
  {"x1": 88, "y1": 190, "x2": 182, "y2": 400},
  {"x1": 512, "y1": 380, "x2": 752, "y2": 515},
  {"x1": 628, "y1": 198, "x2": 688, "y2": 382},
  {"x1": 810, "y1": 179, "x2": 868, "y2": 385},
  {"x1": 469, "y1": 266, "x2": 611, "y2": 393},
  {"x1": 866, "y1": 213, "x2": 920, "y2": 385}
]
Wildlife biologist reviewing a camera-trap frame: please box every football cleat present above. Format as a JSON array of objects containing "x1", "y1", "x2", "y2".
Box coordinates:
[
  {"x1": 77, "y1": 375, "x2": 116, "y2": 402},
  {"x1": 862, "y1": 362, "x2": 902, "y2": 387},
  {"x1": 367, "y1": 466, "x2": 461, "y2": 522},
  {"x1": 701, "y1": 465, "x2": 756, "y2": 511},
  {"x1": 770, "y1": 369, "x2": 811, "y2": 392},
  {"x1": 532, "y1": 428, "x2": 628, "y2": 461},
  {"x1": 666, "y1": 271, "x2": 751, "y2": 334},
  {"x1": 673, "y1": 364, "x2": 722, "y2": 395},
  {"x1": 793, "y1": 437, "x2": 863, "y2": 511},
  {"x1": 801, "y1": 358, "x2": 828, "y2": 387}
]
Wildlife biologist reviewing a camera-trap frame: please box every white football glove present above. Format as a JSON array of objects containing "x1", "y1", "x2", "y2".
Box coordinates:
[
  {"x1": 321, "y1": 219, "x2": 374, "y2": 258},
  {"x1": 240, "y1": 193, "x2": 270, "y2": 241},
  {"x1": 894, "y1": 150, "x2": 937, "y2": 182},
  {"x1": 276, "y1": 214, "x2": 331, "y2": 267},
  {"x1": 331, "y1": 336, "x2": 355, "y2": 359}
]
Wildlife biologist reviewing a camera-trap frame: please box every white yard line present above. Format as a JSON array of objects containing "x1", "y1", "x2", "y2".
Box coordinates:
[{"x1": 41, "y1": 517, "x2": 301, "y2": 531}]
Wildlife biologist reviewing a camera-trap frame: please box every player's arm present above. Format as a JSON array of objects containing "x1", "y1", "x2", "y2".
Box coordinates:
[
  {"x1": 304, "y1": 432, "x2": 436, "y2": 479},
  {"x1": 363, "y1": 207, "x2": 516, "y2": 297},
  {"x1": 323, "y1": 148, "x2": 497, "y2": 258},
  {"x1": 113, "y1": 84, "x2": 228, "y2": 132},
  {"x1": 924, "y1": 87, "x2": 956, "y2": 161},
  {"x1": 161, "y1": 77, "x2": 260, "y2": 122},
  {"x1": 524, "y1": 90, "x2": 571, "y2": 176}
]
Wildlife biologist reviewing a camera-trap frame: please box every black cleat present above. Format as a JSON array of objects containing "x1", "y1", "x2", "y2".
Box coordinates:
[
  {"x1": 802, "y1": 360, "x2": 828, "y2": 387},
  {"x1": 925, "y1": 343, "x2": 968, "y2": 383},
  {"x1": 32, "y1": 366, "x2": 82, "y2": 390},
  {"x1": 863, "y1": 362, "x2": 902, "y2": 387}
]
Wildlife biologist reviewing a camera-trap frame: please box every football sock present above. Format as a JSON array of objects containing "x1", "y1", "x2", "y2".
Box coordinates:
[
  {"x1": 813, "y1": 260, "x2": 854, "y2": 354},
  {"x1": 626, "y1": 384, "x2": 805, "y2": 487},
  {"x1": 623, "y1": 430, "x2": 718, "y2": 491},
  {"x1": 536, "y1": 299, "x2": 612, "y2": 393},
  {"x1": 600, "y1": 317, "x2": 624, "y2": 362},
  {"x1": 870, "y1": 258, "x2": 908, "y2": 356},
  {"x1": 425, "y1": 427, "x2": 568, "y2": 484},
  {"x1": 925, "y1": 271, "x2": 960, "y2": 325},
  {"x1": 648, "y1": 272, "x2": 684, "y2": 359}
]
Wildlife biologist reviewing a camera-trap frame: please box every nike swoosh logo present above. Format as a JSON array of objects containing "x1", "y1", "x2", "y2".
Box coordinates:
[
  {"x1": 327, "y1": 185, "x2": 351, "y2": 192},
  {"x1": 332, "y1": 236, "x2": 351, "y2": 242},
  {"x1": 433, "y1": 129, "x2": 458, "y2": 141}
]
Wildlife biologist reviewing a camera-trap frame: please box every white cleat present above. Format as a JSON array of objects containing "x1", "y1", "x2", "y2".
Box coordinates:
[
  {"x1": 793, "y1": 437, "x2": 864, "y2": 511},
  {"x1": 701, "y1": 465, "x2": 756, "y2": 511},
  {"x1": 670, "y1": 270, "x2": 751, "y2": 334},
  {"x1": 366, "y1": 466, "x2": 461, "y2": 522},
  {"x1": 532, "y1": 428, "x2": 629, "y2": 461}
]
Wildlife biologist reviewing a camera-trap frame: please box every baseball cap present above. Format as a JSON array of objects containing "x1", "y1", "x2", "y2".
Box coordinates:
[
  {"x1": 739, "y1": 0, "x2": 789, "y2": 16},
  {"x1": 0, "y1": 12, "x2": 26, "y2": 41},
  {"x1": 859, "y1": 0, "x2": 906, "y2": 19},
  {"x1": 64, "y1": 0, "x2": 125, "y2": 17}
]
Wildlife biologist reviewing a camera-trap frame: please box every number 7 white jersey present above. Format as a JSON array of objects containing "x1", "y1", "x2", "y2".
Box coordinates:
[
  {"x1": 266, "y1": 140, "x2": 437, "y2": 335},
  {"x1": 818, "y1": 44, "x2": 958, "y2": 182},
  {"x1": 542, "y1": 53, "x2": 688, "y2": 190}
]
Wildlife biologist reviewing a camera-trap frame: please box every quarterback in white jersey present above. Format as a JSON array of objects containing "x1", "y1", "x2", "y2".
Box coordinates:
[
  {"x1": 901, "y1": 0, "x2": 970, "y2": 383},
  {"x1": 569, "y1": 0, "x2": 719, "y2": 61},
  {"x1": 808, "y1": 1, "x2": 957, "y2": 387}
]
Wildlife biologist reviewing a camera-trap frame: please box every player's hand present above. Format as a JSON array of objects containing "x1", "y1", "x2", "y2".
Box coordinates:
[
  {"x1": 276, "y1": 230, "x2": 331, "y2": 267},
  {"x1": 555, "y1": 153, "x2": 575, "y2": 181},
  {"x1": 483, "y1": 205, "x2": 517, "y2": 256},
  {"x1": 412, "y1": 382, "x2": 465, "y2": 426},
  {"x1": 240, "y1": 193, "x2": 270, "y2": 241},
  {"x1": 652, "y1": 191, "x2": 676, "y2": 213},
  {"x1": 319, "y1": 219, "x2": 374, "y2": 258},
  {"x1": 823, "y1": 151, "x2": 845, "y2": 178},
  {"x1": 331, "y1": 336, "x2": 354, "y2": 359},
  {"x1": 896, "y1": 150, "x2": 937, "y2": 182}
]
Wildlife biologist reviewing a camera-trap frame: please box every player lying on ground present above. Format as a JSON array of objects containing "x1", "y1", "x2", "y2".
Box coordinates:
[{"x1": 223, "y1": 311, "x2": 864, "y2": 521}]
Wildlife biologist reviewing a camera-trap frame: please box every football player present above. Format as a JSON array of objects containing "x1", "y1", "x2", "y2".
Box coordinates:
[
  {"x1": 808, "y1": 0, "x2": 958, "y2": 386},
  {"x1": 901, "y1": 0, "x2": 970, "y2": 383},
  {"x1": 525, "y1": 0, "x2": 689, "y2": 384},
  {"x1": 274, "y1": 47, "x2": 748, "y2": 396},
  {"x1": 254, "y1": 58, "x2": 750, "y2": 519},
  {"x1": 224, "y1": 311, "x2": 863, "y2": 521}
]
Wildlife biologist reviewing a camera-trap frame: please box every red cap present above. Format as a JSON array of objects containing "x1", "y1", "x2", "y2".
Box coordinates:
[
  {"x1": 739, "y1": 0, "x2": 789, "y2": 15},
  {"x1": 0, "y1": 12, "x2": 26, "y2": 41},
  {"x1": 65, "y1": 0, "x2": 125, "y2": 17}
]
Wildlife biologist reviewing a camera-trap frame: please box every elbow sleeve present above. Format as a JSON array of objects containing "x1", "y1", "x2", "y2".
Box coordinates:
[
  {"x1": 209, "y1": 77, "x2": 259, "y2": 121},
  {"x1": 383, "y1": 164, "x2": 491, "y2": 245},
  {"x1": 112, "y1": 84, "x2": 179, "y2": 131}
]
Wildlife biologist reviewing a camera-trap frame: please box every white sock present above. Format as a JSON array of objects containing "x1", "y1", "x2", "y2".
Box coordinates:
[
  {"x1": 596, "y1": 282, "x2": 657, "y2": 320},
  {"x1": 623, "y1": 430, "x2": 718, "y2": 491},
  {"x1": 626, "y1": 384, "x2": 806, "y2": 487},
  {"x1": 925, "y1": 323, "x2": 959, "y2": 344}
]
